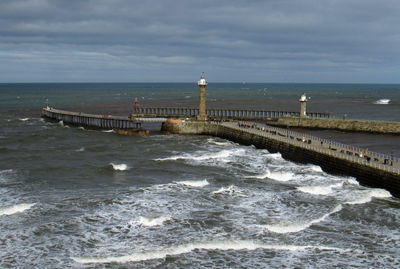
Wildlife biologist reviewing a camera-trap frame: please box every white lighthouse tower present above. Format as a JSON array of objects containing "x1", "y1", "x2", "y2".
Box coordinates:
[
  {"x1": 299, "y1": 93, "x2": 308, "y2": 118},
  {"x1": 197, "y1": 72, "x2": 208, "y2": 121}
]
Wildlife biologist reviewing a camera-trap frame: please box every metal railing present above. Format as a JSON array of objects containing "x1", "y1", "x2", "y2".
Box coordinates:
[{"x1": 218, "y1": 121, "x2": 400, "y2": 175}]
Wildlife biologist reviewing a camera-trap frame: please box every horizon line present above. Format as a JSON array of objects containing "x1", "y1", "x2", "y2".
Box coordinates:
[{"x1": 1, "y1": 81, "x2": 400, "y2": 85}]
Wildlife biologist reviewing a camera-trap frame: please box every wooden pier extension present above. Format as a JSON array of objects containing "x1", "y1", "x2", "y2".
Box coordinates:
[{"x1": 41, "y1": 107, "x2": 149, "y2": 135}]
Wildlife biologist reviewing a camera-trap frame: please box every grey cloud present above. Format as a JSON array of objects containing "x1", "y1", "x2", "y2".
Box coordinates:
[{"x1": 0, "y1": 0, "x2": 399, "y2": 82}]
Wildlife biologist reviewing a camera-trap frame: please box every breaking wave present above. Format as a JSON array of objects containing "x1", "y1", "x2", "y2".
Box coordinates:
[
  {"x1": 0, "y1": 203, "x2": 36, "y2": 216},
  {"x1": 261, "y1": 205, "x2": 342, "y2": 234},
  {"x1": 75, "y1": 147, "x2": 85, "y2": 152},
  {"x1": 102, "y1": 130, "x2": 115, "y2": 133},
  {"x1": 109, "y1": 163, "x2": 130, "y2": 171},
  {"x1": 155, "y1": 149, "x2": 245, "y2": 162},
  {"x1": 176, "y1": 179, "x2": 209, "y2": 188},
  {"x1": 19, "y1": 118, "x2": 29, "y2": 121},
  {"x1": 297, "y1": 183, "x2": 342, "y2": 195},
  {"x1": 374, "y1": 99, "x2": 390, "y2": 105},
  {"x1": 212, "y1": 185, "x2": 244, "y2": 196},
  {"x1": 138, "y1": 216, "x2": 171, "y2": 227},
  {"x1": 345, "y1": 189, "x2": 391, "y2": 205},
  {"x1": 73, "y1": 240, "x2": 350, "y2": 264},
  {"x1": 247, "y1": 170, "x2": 293, "y2": 182},
  {"x1": 207, "y1": 138, "x2": 230, "y2": 146}
]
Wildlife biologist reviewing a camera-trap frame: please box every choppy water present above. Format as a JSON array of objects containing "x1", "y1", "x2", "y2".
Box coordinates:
[
  {"x1": 0, "y1": 116, "x2": 399, "y2": 268},
  {"x1": 1, "y1": 83, "x2": 400, "y2": 267}
]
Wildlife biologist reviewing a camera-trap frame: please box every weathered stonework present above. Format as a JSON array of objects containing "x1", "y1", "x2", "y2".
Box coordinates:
[{"x1": 269, "y1": 116, "x2": 400, "y2": 134}]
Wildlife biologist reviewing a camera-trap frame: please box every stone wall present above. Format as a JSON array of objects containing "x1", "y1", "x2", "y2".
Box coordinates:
[{"x1": 268, "y1": 116, "x2": 400, "y2": 134}]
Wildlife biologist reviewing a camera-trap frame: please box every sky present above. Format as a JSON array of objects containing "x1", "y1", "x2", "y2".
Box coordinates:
[{"x1": 0, "y1": 0, "x2": 399, "y2": 83}]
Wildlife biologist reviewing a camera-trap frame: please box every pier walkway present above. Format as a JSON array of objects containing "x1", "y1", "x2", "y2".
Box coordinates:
[
  {"x1": 41, "y1": 107, "x2": 167, "y2": 129},
  {"x1": 220, "y1": 121, "x2": 400, "y2": 174},
  {"x1": 135, "y1": 106, "x2": 330, "y2": 119}
]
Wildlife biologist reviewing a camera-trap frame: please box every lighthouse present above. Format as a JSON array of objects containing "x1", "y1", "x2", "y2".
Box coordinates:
[
  {"x1": 197, "y1": 72, "x2": 208, "y2": 121},
  {"x1": 299, "y1": 93, "x2": 308, "y2": 118}
]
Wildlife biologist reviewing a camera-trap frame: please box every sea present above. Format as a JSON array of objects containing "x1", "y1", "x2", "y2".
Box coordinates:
[{"x1": 1, "y1": 83, "x2": 400, "y2": 268}]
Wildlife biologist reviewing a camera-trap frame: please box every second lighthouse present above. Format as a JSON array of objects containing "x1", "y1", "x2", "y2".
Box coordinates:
[{"x1": 197, "y1": 72, "x2": 208, "y2": 121}]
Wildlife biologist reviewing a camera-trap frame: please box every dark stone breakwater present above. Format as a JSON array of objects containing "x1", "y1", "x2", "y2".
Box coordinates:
[{"x1": 162, "y1": 120, "x2": 400, "y2": 197}]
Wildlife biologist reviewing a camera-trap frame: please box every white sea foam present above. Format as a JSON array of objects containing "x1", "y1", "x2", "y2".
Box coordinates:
[
  {"x1": 73, "y1": 240, "x2": 350, "y2": 264},
  {"x1": 19, "y1": 118, "x2": 29, "y2": 121},
  {"x1": 207, "y1": 138, "x2": 230, "y2": 146},
  {"x1": 345, "y1": 189, "x2": 391, "y2": 205},
  {"x1": 212, "y1": 185, "x2": 244, "y2": 196},
  {"x1": 0, "y1": 169, "x2": 13, "y2": 175},
  {"x1": 267, "y1": 171, "x2": 294, "y2": 182},
  {"x1": 262, "y1": 205, "x2": 342, "y2": 234},
  {"x1": 374, "y1": 99, "x2": 390, "y2": 105},
  {"x1": 249, "y1": 171, "x2": 271, "y2": 179},
  {"x1": 268, "y1": 153, "x2": 283, "y2": 160},
  {"x1": 176, "y1": 179, "x2": 209, "y2": 188},
  {"x1": 0, "y1": 203, "x2": 36, "y2": 216},
  {"x1": 78, "y1": 126, "x2": 85, "y2": 130},
  {"x1": 309, "y1": 165, "x2": 323, "y2": 173},
  {"x1": 110, "y1": 163, "x2": 130, "y2": 171},
  {"x1": 346, "y1": 178, "x2": 359, "y2": 185},
  {"x1": 155, "y1": 149, "x2": 244, "y2": 162},
  {"x1": 297, "y1": 185, "x2": 333, "y2": 195},
  {"x1": 102, "y1": 130, "x2": 115, "y2": 133},
  {"x1": 0, "y1": 169, "x2": 14, "y2": 182},
  {"x1": 59, "y1": 120, "x2": 64, "y2": 126},
  {"x1": 369, "y1": 189, "x2": 392, "y2": 198},
  {"x1": 138, "y1": 216, "x2": 171, "y2": 227},
  {"x1": 247, "y1": 170, "x2": 293, "y2": 182},
  {"x1": 75, "y1": 147, "x2": 85, "y2": 152}
]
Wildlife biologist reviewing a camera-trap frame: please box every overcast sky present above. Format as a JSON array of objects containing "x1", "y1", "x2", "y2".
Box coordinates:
[{"x1": 0, "y1": 0, "x2": 399, "y2": 83}]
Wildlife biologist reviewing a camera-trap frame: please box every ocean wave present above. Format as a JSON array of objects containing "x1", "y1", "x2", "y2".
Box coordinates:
[
  {"x1": 373, "y1": 99, "x2": 390, "y2": 105},
  {"x1": 345, "y1": 189, "x2": 391, "y2": 205},
  {"x1": 102, "y1": 130, "x2": 115, "y2": 133},
  {"x1": 212, "y1": 185, "x2": 245, "y2": 196},
  {"x1": 346, "y1": 178, "x2": 359, "y2": 185},
  {"x1": 176, "y1": 179, "x2": 209, "y2": 188},
  {"x1": 309, "y1": 165, "x2": 323, "y2": 173},
  {"x1": 267, "y1": 153, "x2": 283, "y2": 160},
  {"x1": 0, "y1": 169, "x2": 14, "y2": 182},
  {"x1": 155, "y1": 149, "x2": 245, "y2": 162},
  {"x1": 247, "y1": 170, "x2": 293, "y2": 182},
  {"x1": 261, "y1": 205, "x2": 342, "y2": 234},
  {"x1": 297, "y1": 183, "x2": 342, "y2": 195},
  {"x1": 19, "y1": 118, "x2": 30, "y2": 121},
  {"x1": 73, "y1": 239, "x2": 351, "y2": 264},
  {"x1": 0, "y1": 203, "x2": 36, "y2": 216},
  {"x1": 0, "y1": 169, "x2": 14, "y2": 175},
  {"x1": 267, "y1": 171, "x2": 294, "y2": 182},
  {"x1": 75, "y1": 147, "x2": 85, "y2": 152},
  {"x1": 78, "y1": 126, "x2": 85, "y2": 130},
  {"x1": 207, "y1": 138, "x2": 230, "y2": 146},
  {"x1": 138, "y1": 216, "x2": 171, "y2": 227},
  {"x1": 109, "y1": 163, "x2": 131, "y2": 171}
]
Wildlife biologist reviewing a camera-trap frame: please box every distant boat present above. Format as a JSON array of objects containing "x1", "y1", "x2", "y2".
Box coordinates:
[{"x1": 374, "y1": 99, "x2": 391, "y2": 105}]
